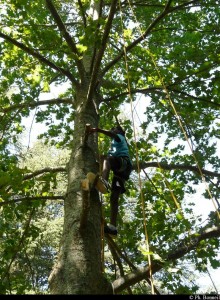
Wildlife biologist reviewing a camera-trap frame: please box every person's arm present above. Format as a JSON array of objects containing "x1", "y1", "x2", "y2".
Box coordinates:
[{"x1": 89, "y1": 128, "x2": 121, "y2": 142}]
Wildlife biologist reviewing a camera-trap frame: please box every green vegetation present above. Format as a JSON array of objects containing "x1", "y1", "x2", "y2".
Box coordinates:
[{"x1": 0, "y1": 0, "x2": 219, "y2": 295}]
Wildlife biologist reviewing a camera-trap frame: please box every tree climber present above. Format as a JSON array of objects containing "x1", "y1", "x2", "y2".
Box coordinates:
[{"x1": 88, "y1": 124, "x2": 133, "y2": 237}]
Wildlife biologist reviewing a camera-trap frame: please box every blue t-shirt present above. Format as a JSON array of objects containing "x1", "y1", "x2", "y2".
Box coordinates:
[{"x1": 108, "y1": 134, "x2": 130, "y2": 158}]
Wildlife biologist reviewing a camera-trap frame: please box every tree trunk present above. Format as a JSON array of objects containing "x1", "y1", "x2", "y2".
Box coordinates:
[
  {"x1": 48, "y1": 0, "x2": 113, "y2": 293},
  {"x1": 48, "y1": 84, "x2": 112, "y2": 294}
]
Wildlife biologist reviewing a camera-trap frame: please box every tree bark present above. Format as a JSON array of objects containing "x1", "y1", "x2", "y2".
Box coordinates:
[{"x1": 48, "y1": 85, "x2": 112, "y2": 294}]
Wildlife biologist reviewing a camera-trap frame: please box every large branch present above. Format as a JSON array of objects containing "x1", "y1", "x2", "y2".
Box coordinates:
[
  {"x1": 167, "y1": 88, "x2": 220, "y2": 109},
  {"x1": 103, "y1": 80, "x2": 220, "y2": 110},
  {"x1": 1, "y1": 98, "x2": 72, "y2": 114},
  {"x1": 0, "y1": 195, "x2": 65, "y2": 207},
  {"x1": 0, "y1": 31, "x2": 76, "y2": 84},
  {"x1": 77, "y1": 0, "x2": 87, "y2": 27},
  {"x1": 112, "y1": 225, "x2": 220, "y2": 293},
  {"x1": 136, "y1": 161, "x2": 220, "y2": 179},
  {"x1": 101, "y1": 0, "x2": 200, "y2": 77},
  {"x1": 1, "y1": 167, "x2": 66, "y2": 205},
  {"x1": 101, "y1": 0, "x2": 173, "y2": 77},
  {"x1": 86, "y1": 0, "x2": 118, "y2": 103},
  {"x1": 45, "y1": 0, "x2": 85, "y2": 79},
  {"x1": 106, "y1": 235, "x2": 161, "y2": 294},
  {"x1": 23, "y1": 167, "x2": 66, "y2": 180}
]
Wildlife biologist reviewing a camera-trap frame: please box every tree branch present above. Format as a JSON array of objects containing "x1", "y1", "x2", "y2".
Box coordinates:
[
  {"x1": 0, "y1": 195, "x2": 64, "y2": 207},
  {"x1": 136, "y1": 161, "x2": 220, "y2": 179},
  {"x1": 0, "y1": 31, "x2": 76, "y2": 84},
  {"x1": 45, "y1": 0, "x2": 85, "y2": 79},
  {"x1": 87, "y1": 0, "x2": 118, "y2": 103},
  {"x1": 101, "y1": 0, "x2": 174, "y2": 77},
  {"x1": 101, "y1": 0, "x2": 200, "y2": 77},
  {"x1": 23, "y1": 167, "x2": 66, "y2": 180},
  {"x1": 112, "y1": 225, "x2": 220, "y2": 293},
  {"x1": 1, "y1": 98, "x2": 73, "y2": 114},
  {"x1": 22, "y1": 160, "x2": 219, "y2": 185},
  {"x1": 104, "y1": 84, "x2": 220, "y2": 110},
  {"x1": 77, "y1": 0, "x2": 87, "y2": 27},
  {"x1": 106, "y1": 235, "x2": 161, "y2": 294}
]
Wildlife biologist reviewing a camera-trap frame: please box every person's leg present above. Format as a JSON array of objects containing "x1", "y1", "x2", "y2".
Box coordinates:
[
  {"x1": 102, "y1": 157, "x2": 111, "y2": 181},
  {"x1": 102, "y1": 156, "x2": 120, "y2": 181},
  {"x1": 104, "y1": 187, "x2": 120, "y2": 237},
  {"x1": 103, "y1": 157, "x2": 124, "y2": 236},
  {"x1": 110, "y1": 188, "x2": 121, "y2": 227}
]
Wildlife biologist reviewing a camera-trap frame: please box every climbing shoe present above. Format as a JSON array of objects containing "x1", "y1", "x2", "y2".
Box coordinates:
[
  {"x1": 104, "y1": 224, "x2": 118, "y2": 238},
  {"x1": 100, "y1": 178, "x2": 111, "y2": 192}
]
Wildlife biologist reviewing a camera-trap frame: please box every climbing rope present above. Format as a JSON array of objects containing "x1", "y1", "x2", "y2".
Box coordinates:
[
  {"x1": 117, "y1": 0, "x2": 220, "y2": 293},
  {"x1": 98, "y1": 0, "x2": 219, "y2": 290},
  {"x1": 97, "y1": 150, "x2": 106, "y2": 273},
  {"x1": 118, "y1": 0, "x2": 155, "y2": 294},
  {"x1": 124, "y1": 0, "x2": 219, "y2": 220}
]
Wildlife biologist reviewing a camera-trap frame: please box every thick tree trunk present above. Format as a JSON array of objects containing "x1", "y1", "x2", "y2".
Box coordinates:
[{"x1": 48, "y1": 85, "x2": 113, "y2": 294}]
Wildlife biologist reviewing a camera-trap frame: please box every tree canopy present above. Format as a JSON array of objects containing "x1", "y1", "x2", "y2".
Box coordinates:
[{"x1": 0, "y1": 0, "x2": 220, "y2": 295}]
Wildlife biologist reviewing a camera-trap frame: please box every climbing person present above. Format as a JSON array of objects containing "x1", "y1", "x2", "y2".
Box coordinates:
[{"x1": 89, "y1": 124, "x2": 133, "y2": 237}]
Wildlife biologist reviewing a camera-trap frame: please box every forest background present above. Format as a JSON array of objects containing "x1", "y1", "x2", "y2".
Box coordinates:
[{"x1": 0, "y1": 0, "x2": 220, "y2": 295}]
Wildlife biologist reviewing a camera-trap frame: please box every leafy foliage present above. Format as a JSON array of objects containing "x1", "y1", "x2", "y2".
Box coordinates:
[{"x1": 0, "y1": 0, "x2": 220, "y2": 295}]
